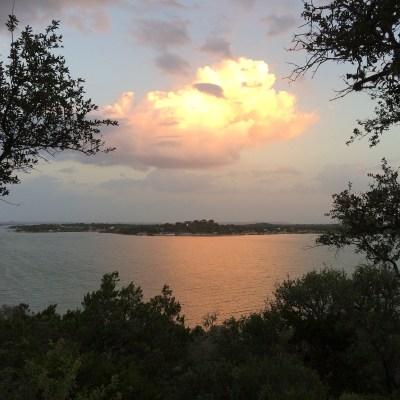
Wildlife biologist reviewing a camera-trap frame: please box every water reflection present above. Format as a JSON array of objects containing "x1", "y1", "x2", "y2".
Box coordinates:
[{"x1": 0, "y1": 229, "x2": 364, "y2": 326}]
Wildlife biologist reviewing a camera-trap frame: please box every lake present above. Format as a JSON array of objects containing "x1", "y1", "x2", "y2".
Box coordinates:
[{"x1": 0, "y1": 227, "x2": 364, "y2": 326}]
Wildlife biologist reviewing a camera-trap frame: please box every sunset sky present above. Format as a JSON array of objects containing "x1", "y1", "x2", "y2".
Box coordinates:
[{"x1": 0, "y1": 0, "x2": 398, "y2": 223}]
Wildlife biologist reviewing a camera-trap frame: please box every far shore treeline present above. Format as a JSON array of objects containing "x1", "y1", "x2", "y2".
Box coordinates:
[{"x1": 9, "y1": 220, "x2": 338, "y2": 236}]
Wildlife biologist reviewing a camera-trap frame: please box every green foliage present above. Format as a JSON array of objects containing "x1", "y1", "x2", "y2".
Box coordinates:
[
  {"x1": 0, "y1": 15, "x2": 117, "y2": 197},
  {"x1": 16, "y1": 339, "x2": 80, "y2": 400},
  {"x1": 67, "y1": 272, "x2": 189, "y2": 398},
  {"x1": 1, "y1": 267, "x2": 400, "y2": 398},
  {"x1": 295, "y1": 1, "x2": 400, "y2": 281},
  {"x1": 177, "y1": 355, "x2": 327, "y2": 400},
  {"x1": 270, "y1": 265, "x2": 400, "y2": 397},
  {"x1": 290, "y1": 0, "x2": 400, "y2": 145},
  {"x1": 317, "y1": 159, "x2": 400, "y2": 277},
  {"x1": 271, "y1": 268, "x2": 356, "y2": 393}
]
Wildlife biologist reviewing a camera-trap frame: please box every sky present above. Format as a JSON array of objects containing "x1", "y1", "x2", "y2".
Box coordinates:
[{"x1": 0, "y1": 0, "x2": 398, "y2": 224}]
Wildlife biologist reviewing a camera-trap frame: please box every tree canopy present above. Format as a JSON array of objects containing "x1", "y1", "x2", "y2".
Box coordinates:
[
  {"x1": 290, "y1": 0, "x2": 400, "y2": 146},
  {"x1": 317, "y1": 159, "x2": 400, "y2": 277},
  {"x1": 0, "y1": 15, "x2": 117, "y2": 197},
  {"x1": 291, "y1": 1, "x2": 400, "y2": 278},
  {"x1": 1, "y1": 266, "x2": 400, "y2": 398}
]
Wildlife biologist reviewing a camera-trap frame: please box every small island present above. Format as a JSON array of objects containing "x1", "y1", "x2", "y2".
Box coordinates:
[{"x1": 9, "y1": 220, "x2": 338, "y2": 236}]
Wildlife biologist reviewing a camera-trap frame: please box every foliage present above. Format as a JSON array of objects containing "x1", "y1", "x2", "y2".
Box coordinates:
[
  {"x1": 317, "y1": 159, "x2": 400, "y2": 277},
  {"x1": 271, "y1": 268, "x2": 356, "y2": 394},
  {"x1": 176, "y1": 355, "x2": 327, "y2": 400},
  {"x1": 0, "y1": 15, "x2": 117, "y2": 197},
  {"x1": 290, "y1": 0, "x2": 400, "y2": 145},
  {"x1": 1, "y1": 267, "x2": 400, "y2": 398},
  {"x1": 0, "y1": 273, "x2": 190, "y2": 399},
  {"x1": 270, "y1": 265, "x2": 400, "y2": 397}
]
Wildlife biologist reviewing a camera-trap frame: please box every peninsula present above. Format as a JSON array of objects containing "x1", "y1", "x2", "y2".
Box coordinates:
[{"x1": 10, "y1": 220, "x2": 338, "y2": 236}]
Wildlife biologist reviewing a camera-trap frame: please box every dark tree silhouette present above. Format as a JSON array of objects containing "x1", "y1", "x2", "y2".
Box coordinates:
[
  {"x1": 290, "y1": 0, "x2": 400, "y2": 146},
  {"x1": 0, "y1": 15, "x2": 117, "y2": 197},
  {"x1": 317, "y1": 160, "x2": 400, "y2": 277}
]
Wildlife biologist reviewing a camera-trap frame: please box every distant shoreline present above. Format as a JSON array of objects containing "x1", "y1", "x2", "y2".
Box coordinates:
[{"x1": 9, "y1": 220, "x2": 338, "y2": 236}]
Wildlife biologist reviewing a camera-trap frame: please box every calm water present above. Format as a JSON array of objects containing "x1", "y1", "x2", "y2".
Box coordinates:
[{"x1": 0, "y1": 227, "x2": 364, "y2": 326}]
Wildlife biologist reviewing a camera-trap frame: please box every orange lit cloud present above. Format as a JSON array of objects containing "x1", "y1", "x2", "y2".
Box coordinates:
[{"x1": 101, "y1": 57, "x2": 318, "y2": 169}]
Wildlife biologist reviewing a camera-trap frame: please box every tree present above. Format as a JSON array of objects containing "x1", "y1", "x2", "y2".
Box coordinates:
[
  {"x1": 290, "y1": 0, "x2": 400, "y2": 146},
  {"x1": 290, "y1": 2, "x2": 400, "y2": 276},
  {"x1": 270, "y1": 265, "x2": 400, "y2": 396},
  {"x1": 317, "y1": 159, "x2": 400, "y2": 277},
  {"x1": 0, "y1": 15, "x2": 117, "y2": 197}
]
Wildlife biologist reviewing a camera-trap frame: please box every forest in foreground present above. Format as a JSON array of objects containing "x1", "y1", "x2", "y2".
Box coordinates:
[{"x1": 0, "y1": 265, "x2": 399, "y2": 399}]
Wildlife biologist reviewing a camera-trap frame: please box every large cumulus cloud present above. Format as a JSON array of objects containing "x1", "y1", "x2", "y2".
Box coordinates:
[{"x1": 95, "y1": 57, "x2": 318, "y2": 169}]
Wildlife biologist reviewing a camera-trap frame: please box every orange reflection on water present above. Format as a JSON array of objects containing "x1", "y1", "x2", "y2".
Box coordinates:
[
  {"x1": 109, "y1": 235, "x2": 362, "y2": 326},
  {"x1": 1, "y1": 231, "x2": 363, "y2": 327}
]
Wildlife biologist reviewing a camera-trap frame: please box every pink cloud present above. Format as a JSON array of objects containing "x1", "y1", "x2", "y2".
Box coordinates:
[{"x1": 98, "y1": 58, "x2": 318, "y2": 169}]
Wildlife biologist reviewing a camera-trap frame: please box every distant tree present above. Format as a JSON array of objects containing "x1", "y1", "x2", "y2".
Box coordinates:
[
  {"x1": 290, "y1": 0, "x2": 400, "y2": 146},
  {"x1": 0, "y1": 15, "x2": 117, "y2": 197},
  {"x1": 317, "y1": 159, "x2": 400, "y2": 277}
]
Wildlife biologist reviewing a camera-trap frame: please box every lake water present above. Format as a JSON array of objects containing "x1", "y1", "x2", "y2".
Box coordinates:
[{"x1": 0, "y1": 227, "x2": 364, "y2": 326}]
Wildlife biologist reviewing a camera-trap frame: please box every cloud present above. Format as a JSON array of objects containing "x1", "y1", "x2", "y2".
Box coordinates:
[
  {"x1": 128, "y1": 0, "x2": 188, "y2": 12},
  {"x1": 98, "y1": 57, "x2": 317, "y2": 169},
  {"x1": 100, "y1": 169, "x2": 215, "y2": 193},
  {"x1": 228, "y1": 0, "x2": 257, "y2": 11},
  {"x1": 249, "y1": 166, "x2": 302, "y2": 179},
  {"x1": 193, "y1": 83, "x2": 225, "y2": 98},
  {"x1": 247, "y1": 166, "x2": 302, "y2": 187},
  {"x1": 200, "y1": 37, "x2": 232, "y2": 58},
  {"x1": 262, "y1": 14, "x2": 298, "y2": 37},
  {"x1": 0, "y1": 0, "x2": 120, "y2": 34},
  {"x1": 155, "y1": 52, "x2": 191, "y2": 75},
  {"x1": 131, "y1": 19, "x2": 190, "y2": 50},
  {"x1": 58, "y1": 167, "x2": 78, "y2": 174},
  {"x1": 270, "y1": 166, "x2": 302, "y2": 176},
  {"x1": 315, "y1": 164, "x2": 370, "y2": 194}
]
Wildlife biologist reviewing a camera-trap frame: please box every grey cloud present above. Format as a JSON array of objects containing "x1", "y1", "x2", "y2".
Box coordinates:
[
  {"x1": 200, "y1": 37, "x2": 232, "y2": 58},
  {"x1": 144, "y1": 0, "x2": 186, "y2": 8},
  {"x1": 100, "y1": 177, "x2": 142, "y2": 190},
  {"x1": 129, "y1": 0, "x2": 189, "y2": 12},
  {"x1": 69, "y1": 150, "x2": 150, "y2": 172},
  {"x1": 100, "y1": 169, "x2": 215, "y2": 193},
  {"x1": 0, "y1": 0, "x2": 120, "y2": 33},
  {"x1": 248, "y1": 166, "x2": 301, "y2": 186},
  {"x1": 132, "y1": 152, "x2": 240, "y2": 169},
  {"x1": 250, "y1": 166, "x2": 301, "y2": 179},
  {"x1": 155, "y1": 52, "x2": 191, "y2": 75},
  {"x1": 58, "y1": 166, "x2": 78, "y2": 174},
  {"x1": 0, "y1": 175, "x2": 85, "y2": 222},
  {"x1": 131, "y1": 19, "x2": 190, "y2": 49},
  {"x1": 270, "y1": 166, "x2": 301, "y2": 176},
  {"x1": 228, "y1": 0, "x2": 256, "y2": 11},
  {"x1": 160, "y1": 0, "x2": 185, "y2": 7},
  {"x1": 315, "y1": 164, "x2": 370, "y2": 195},
  {"x1": 193, "y1": 83, "x2": 225, "y2": 98},
  {"x1": 262, "y1": 14, "x2": 298, "y2": 37}
]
